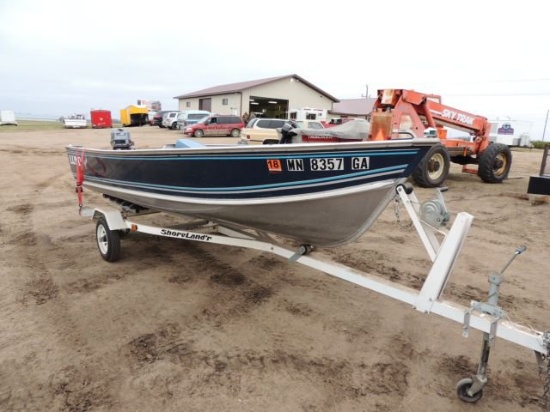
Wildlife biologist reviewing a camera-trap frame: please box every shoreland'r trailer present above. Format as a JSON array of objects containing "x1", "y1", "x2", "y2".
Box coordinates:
[{"x1": 68, "y1": 154, "x2": 550, "y2": 405}]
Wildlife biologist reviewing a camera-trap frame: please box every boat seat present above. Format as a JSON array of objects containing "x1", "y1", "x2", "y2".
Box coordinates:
[{"x1": 175, "y1": 139, "x2": 205, "y2": 149}]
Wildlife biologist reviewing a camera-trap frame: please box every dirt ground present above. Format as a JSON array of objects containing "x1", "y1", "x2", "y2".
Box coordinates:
[{"x1": 1, "y1": 126, "x2": 549, "y2": 412}]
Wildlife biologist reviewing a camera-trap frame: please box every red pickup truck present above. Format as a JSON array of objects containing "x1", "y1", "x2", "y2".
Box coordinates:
[{"x1": 322, "y1": 117, "x2": 360, "y2": 128}]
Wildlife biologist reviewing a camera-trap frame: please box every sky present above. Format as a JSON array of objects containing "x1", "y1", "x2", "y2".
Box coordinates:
[{"x1": 1, "y1": 0, "x2": 550, "y2": 139}]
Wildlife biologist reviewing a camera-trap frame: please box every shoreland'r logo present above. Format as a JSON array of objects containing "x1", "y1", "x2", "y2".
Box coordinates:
[{"x1": 160, "y1": 229, "x2": 213, "y2": 241}]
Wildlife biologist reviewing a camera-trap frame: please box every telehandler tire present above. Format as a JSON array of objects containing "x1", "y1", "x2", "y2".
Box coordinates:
[
  {"x1": 477, "y1": 143, "x2": 512, "y2": 183},
  {"x1": 412, "y1": 144, "x2": 451, "y2": 188}
]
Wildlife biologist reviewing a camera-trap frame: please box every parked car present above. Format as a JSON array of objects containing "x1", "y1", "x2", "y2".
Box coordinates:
[
  {"x1": 183, "y1": 114, "x2": 244, "y2": 137},
  {"x1": 176, "y1": 110, "x2": 211, "y2": 130},
  {"x1": 239, "y1": 118, "x2": 288, "y2": 144},
  {"x1": 161, "y1": 111, "x2": 181, "y2": 130},
  {"x1": 62, "y1": 114, "x2": 87, "y2": 129},
  {"x1": 147, "y1": 110, "x2": 157, "y2": 126},
  {"x1": 153, "y1": 110, "x2": 173, "y2": 127},
  {"x1": 240, "y1": 118, "x2": 325, "y2": 144}
]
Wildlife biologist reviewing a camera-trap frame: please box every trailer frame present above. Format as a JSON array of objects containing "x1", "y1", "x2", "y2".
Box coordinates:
[{"x1": 78, "y1": 185, "x2": 550, "y2": 404}]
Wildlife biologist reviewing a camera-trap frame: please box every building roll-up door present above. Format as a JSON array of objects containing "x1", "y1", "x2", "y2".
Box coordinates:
[{"x1": 199, "y1": 98, "x2": 212, "y2": 112}]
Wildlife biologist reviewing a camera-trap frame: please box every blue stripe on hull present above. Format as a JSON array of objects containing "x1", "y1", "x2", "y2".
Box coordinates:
[
  {"x1": 68, "y1": 144, "x2": 431, "y2": 200},
  {"x1": 81, "y1": 165, "x2": 406, "y2": 196},
  {"x1": 84, "y1": 149, "x2": 420, "y2": 161}
]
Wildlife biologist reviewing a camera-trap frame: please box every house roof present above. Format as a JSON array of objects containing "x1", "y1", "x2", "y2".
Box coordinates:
[
  {"x1": 174, "y1": 74, "x2": 340, "y2": 102},
  {"x1": 329, "y1": 98, "x2": 377, "y2": 116}
]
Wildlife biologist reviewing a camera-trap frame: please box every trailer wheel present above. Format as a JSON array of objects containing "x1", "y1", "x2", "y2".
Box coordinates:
[
  {"x1": 478, "y1": 143, "x2": 512, "y2": 183},
  {"x1": 194, "y1": 129, "x2": 204, "y2": 138},
  {"x1": 456, "y1": 378, "x2": 483, "y2": 403},
  {"x1": 96, "y1": 217, "x2": 121, "y2": 262},
  {"x1": 412, "y1": 144, "x2": 451, "y2": 188},
  {"x1": 230, "y1": 128, "x2": 241, "y2": 137}
]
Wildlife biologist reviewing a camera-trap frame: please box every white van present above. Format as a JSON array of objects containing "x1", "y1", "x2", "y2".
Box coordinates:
[
  {"x1": 176, "y1": 110, "x2": 211, "y2": 130},
  {"x1": 161, "y1": 111, "x2": 181, "y2": 129},
  {"x1": 0, "y1": 111, "x2": 18, "y2": 126}
]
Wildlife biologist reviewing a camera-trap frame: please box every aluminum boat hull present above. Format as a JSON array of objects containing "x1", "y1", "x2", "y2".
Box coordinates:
[{"x1": 66, "y1": 139, "x2": 436, "y2": 247}]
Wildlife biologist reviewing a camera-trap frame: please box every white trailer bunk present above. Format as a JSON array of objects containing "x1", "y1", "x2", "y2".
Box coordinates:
[{"x1": 76, "y1": 185, "x2": 550, "y2": 405}]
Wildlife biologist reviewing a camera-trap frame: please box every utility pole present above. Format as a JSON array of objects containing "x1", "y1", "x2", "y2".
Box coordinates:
[
  {"x1": 361, "y1": 84, "x2": 369, "y2": 99},
  {"x1": 543, "y1": 109, "x2": 549, "y2": 142}
]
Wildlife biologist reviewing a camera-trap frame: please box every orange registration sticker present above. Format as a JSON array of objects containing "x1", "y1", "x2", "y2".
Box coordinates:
[{"x1": 266, "y1": 159, "x2": 282, "y2": 172}]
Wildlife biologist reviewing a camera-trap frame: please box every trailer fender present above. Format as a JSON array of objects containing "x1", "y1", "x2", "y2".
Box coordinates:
[{"x1": 90, "y1": 208, "x2": 128, "y2": 230}]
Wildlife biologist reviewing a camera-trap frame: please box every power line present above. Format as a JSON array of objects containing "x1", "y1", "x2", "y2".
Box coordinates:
[
  {"x1": 404, "y1": 78, "x2": 550, "y2": 86},
  {"x1": 442, "y1": 78, "x2": 550, "y2": 85},
  {"x1": 445, "y1": 92, "x2": 550, "y2": 97}
]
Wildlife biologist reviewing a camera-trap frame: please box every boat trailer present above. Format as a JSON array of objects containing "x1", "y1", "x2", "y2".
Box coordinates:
[{"x1": 77, "y1": 185, "x2": 550, "y2": 405}]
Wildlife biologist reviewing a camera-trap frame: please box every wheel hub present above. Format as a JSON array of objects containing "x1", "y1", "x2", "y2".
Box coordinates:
[{"x1": 428, "y1": 159, "x2": 441, "y2": 173}]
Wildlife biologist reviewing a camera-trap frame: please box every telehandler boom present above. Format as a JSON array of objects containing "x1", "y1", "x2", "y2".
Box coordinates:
[{"x1": 370, "y1": 89, "x2": 512, "y2": 187}]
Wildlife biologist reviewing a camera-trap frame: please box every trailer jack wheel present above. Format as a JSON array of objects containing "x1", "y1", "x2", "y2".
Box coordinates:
[
  {"x1": 96, "y1": 216, "x2": 121, "y2": 262},
  {"x1": 456, "y1": 377, "x2": 483, "y2": 403}
]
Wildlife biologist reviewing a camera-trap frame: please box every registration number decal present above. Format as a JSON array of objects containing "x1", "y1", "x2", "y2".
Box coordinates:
[
  {"x1": 266, "y1": 159, "x2": 282, "y2": 172},
  {"x1": 351, "y1": 157, "x2": 370, "y2": 170},
  {"x1": 310, "y1": 158, "x2": 343, "y2": 171}
]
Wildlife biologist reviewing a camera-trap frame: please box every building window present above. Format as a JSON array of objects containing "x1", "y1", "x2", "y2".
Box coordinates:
[
  {"x1": 186, "y1": 102, "x2": 191, "y2": 108},
  {"x1": 222, "y1": 98, "x2": 228, "y2": 105}
]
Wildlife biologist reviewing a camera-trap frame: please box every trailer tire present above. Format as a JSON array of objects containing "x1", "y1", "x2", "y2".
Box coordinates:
[
  {"x1": 96, "y1": 217, "x2": 121, "y2": 262},
  {"x1": 478, "y1": 143, "x2": 512, "y2": 183},
  {"x1": 412, "y1": 144, "x2": 450, "y2": 188}
]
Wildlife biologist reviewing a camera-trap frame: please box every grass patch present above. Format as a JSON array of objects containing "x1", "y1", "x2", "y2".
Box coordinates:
[
  {"x1": 530, "y1": 140, "x2": 550, "y2": 149},
  {"x1": 0, "y1": 120, "x2": 66, "y2": 132},
  {"x1": 0, "y1": 120, "x2": 125, "y2": 132}
]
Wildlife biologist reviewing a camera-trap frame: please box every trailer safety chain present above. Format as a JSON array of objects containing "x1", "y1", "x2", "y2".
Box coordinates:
[
  {"x1": 543, "y1": 362, "x2": 550, "y2": 410},
  {"x1": 393, "y1": 197, "x2": 412, "y2": 228},
  {"x1": 540, "y1": 332, "x2": 550, "y2": 409},
  {"x1": 76, "y1": 149, "x2": 86, "y2": 211}
]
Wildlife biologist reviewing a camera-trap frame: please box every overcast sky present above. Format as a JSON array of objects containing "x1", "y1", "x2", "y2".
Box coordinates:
[{"x1": 1, "y1": 0, "x2": 549, "y2": 139}]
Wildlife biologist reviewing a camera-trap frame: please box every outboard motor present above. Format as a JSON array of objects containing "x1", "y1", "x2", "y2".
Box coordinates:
[
  {"x1": 279, "y1": 120, "x2": 299, "y2": 144},
  {"x1": 110, "y1": 128, "x2": 134, "y2": 150}
]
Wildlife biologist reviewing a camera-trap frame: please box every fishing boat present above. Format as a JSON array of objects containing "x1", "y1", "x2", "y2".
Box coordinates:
[
  {"x1": 66, "y1": 136, "x2": 436, "y2": 247},
  {"x1": 65, "y1": 135, "x2": 550, "y2": 404}
]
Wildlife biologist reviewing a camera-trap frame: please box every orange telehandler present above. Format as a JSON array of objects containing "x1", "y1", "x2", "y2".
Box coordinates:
[{"x1": 369, "y1": 89, "x2": 512, "y2": 188}]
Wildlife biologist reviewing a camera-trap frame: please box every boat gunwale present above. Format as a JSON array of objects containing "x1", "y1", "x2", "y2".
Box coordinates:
[{"x1": 66, "y1": 138, "x2": 439, "y2": 156}]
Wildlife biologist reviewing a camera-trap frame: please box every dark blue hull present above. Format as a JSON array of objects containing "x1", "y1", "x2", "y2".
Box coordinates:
[{"x1": 67, "y1": 139, "x2": 435, "y2": 246}]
